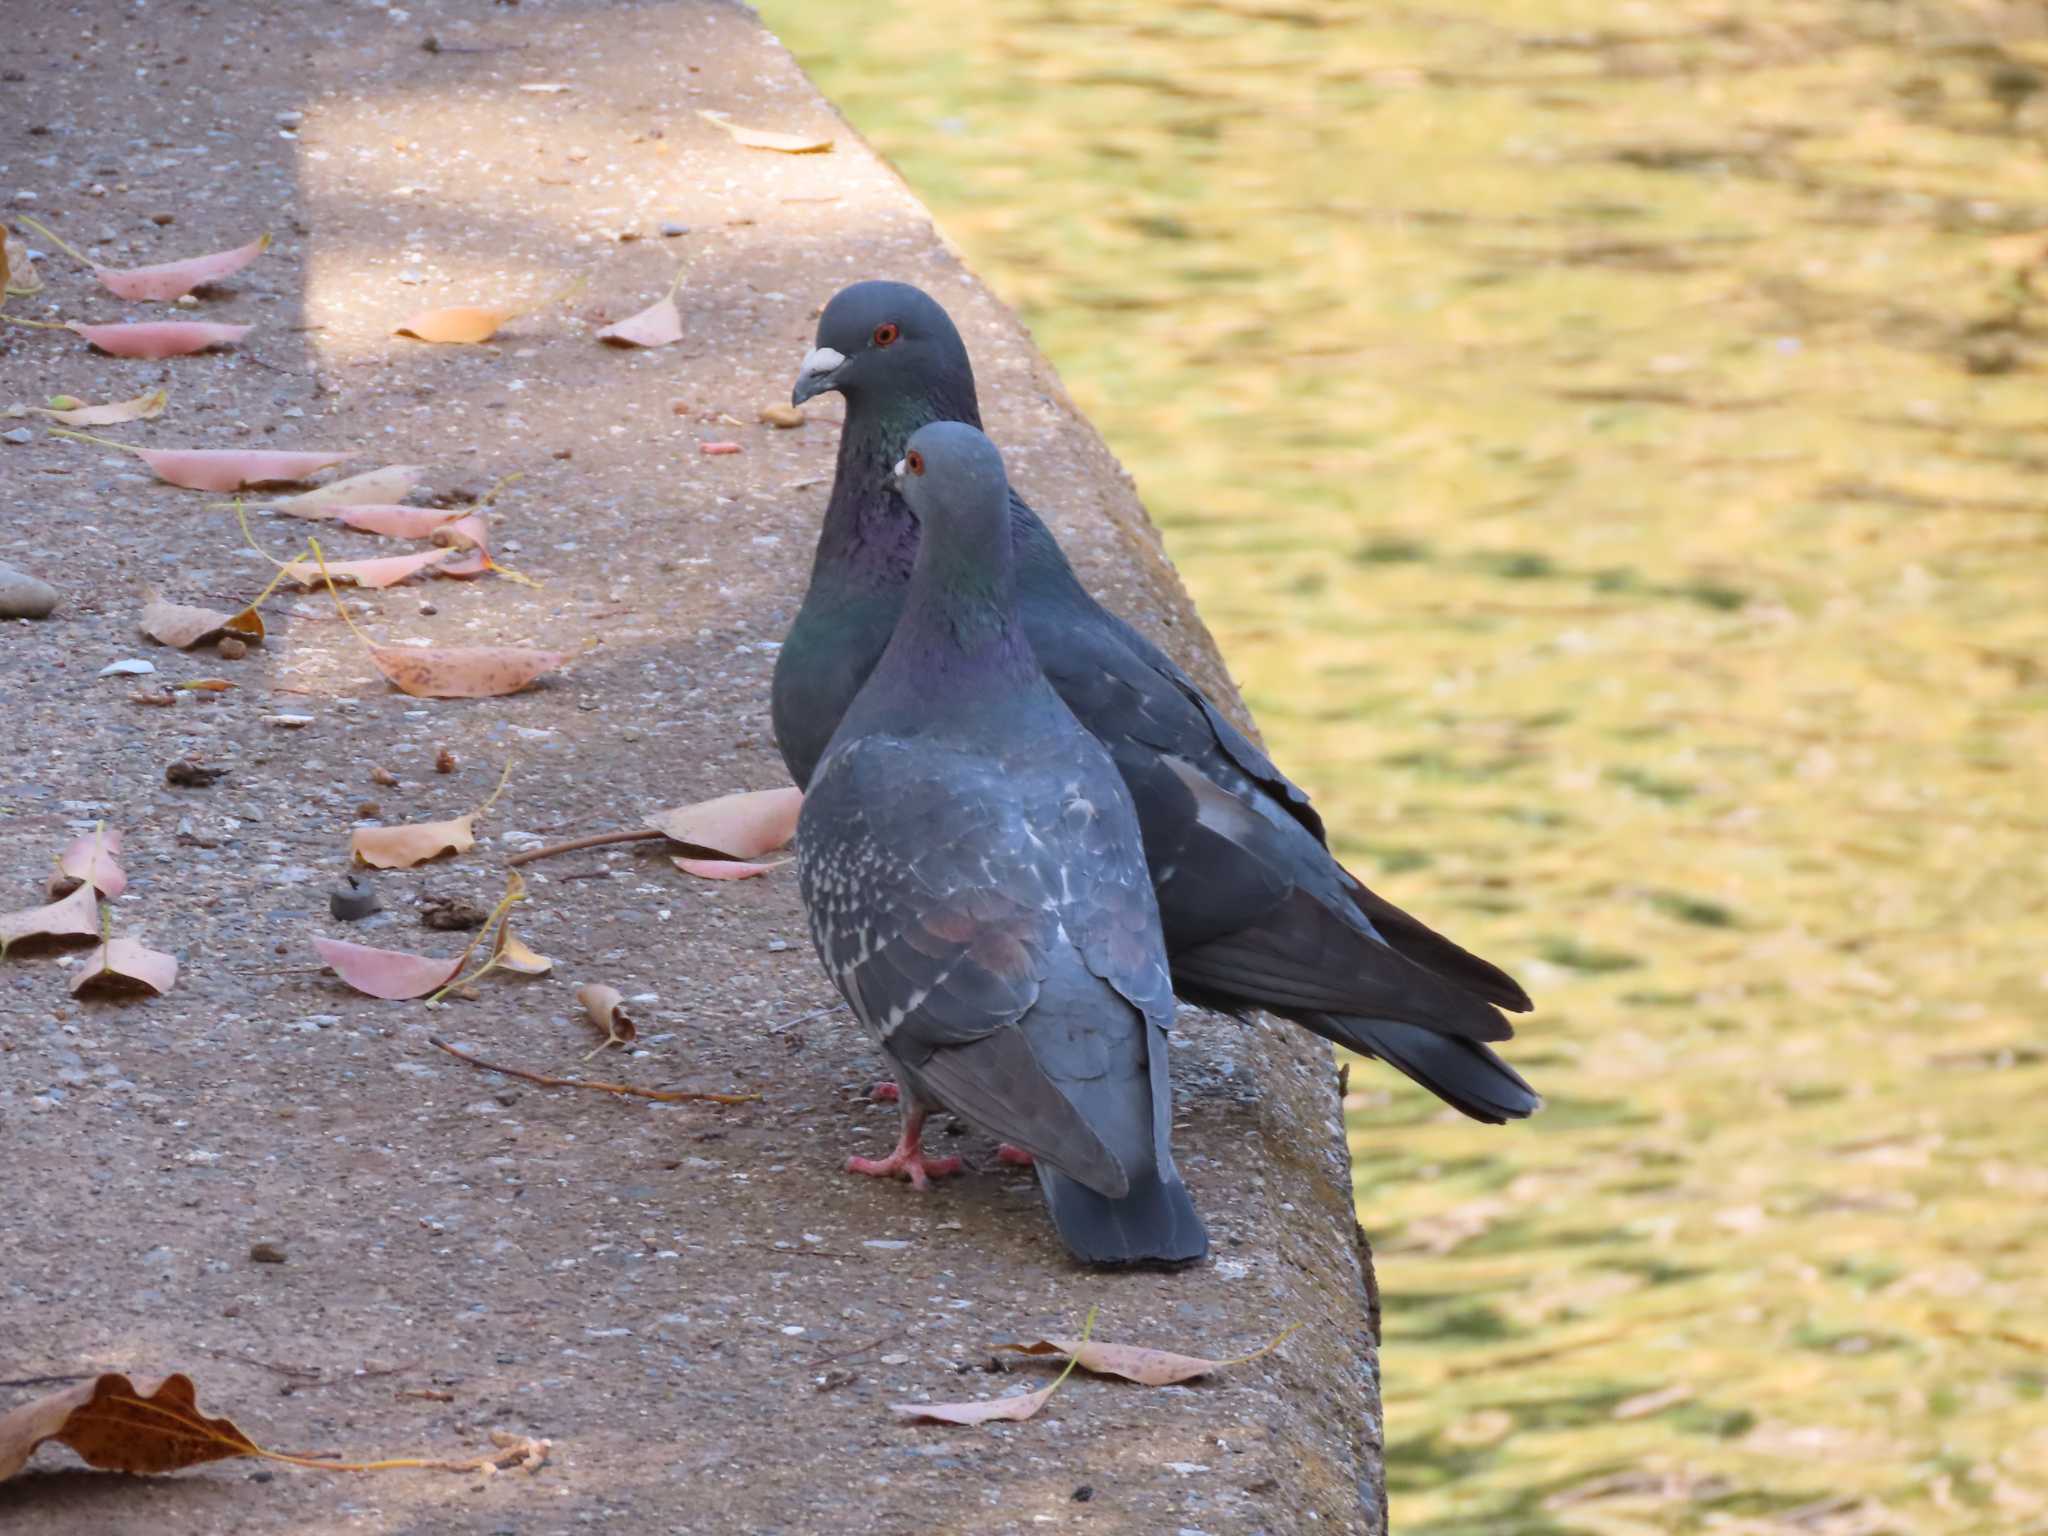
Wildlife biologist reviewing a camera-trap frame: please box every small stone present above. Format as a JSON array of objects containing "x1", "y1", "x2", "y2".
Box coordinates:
[
  {"x1": 669, "y1": 398, "x2": 690, "y2": 416},
  {"x1": 98, "y1": 658, "x2": 155, "y2": 678},
  {"x1": 264, "y1": 714, "x2": 314, "y2": 729},
  {"x1": 0, "y1": 562, "x2": 59, "y2": 619},
  {"x1": 759, "y1": 404, "x2": 804, "y2": 429},
  {"x1": 1072, "y1": 1487, "x2": 1094, "y2": 1503},
  {"x1": 148, "y1": 211, "x2": 175, "y2": 226},
  {"x1": 659, "y1": 222, "x2": 689, "y2": 237},
  {"x1": 435, "y1": 747, "x2": 457, "y2": 774},
  {"x1": 1, "y1": 427, "x2": 33, "y2": 445},
  {"x1": 369, "y1": 765, "x2": 399, "y2": 787},
  {"x1": 216, "y1": 635, "x2": 248, "y2": 660},
  {"x1": 248, "y1": 1241, "x2": 287, "y2": 1264},
  {"x1": 331, "y1": 875, "x2": 381, "y2": 922},
  {"x1": 165, "y1": 759, "x2": 227, "y2": 788}
]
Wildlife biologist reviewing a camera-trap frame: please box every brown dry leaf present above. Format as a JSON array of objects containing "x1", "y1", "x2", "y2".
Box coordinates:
[
  {"x1": 597, "y1": 269, "x2": 686, "y2": 348},
  {"x1": 280, "y1": 548, "x2": 451, "y2": 589},
  {"x1": 493, "y1": 925, "x2": 553, "y2": 976},
  {"x1": 697, "y1": 109, "x2": 832, "y2": 154},
  {"x1": 368, "y1": 643, "x2": 571, "y2": 699},
  {"x1": 2, "y1": 232, "x2": 34, "y2": 297},
  {"x1": 0, "y1": 880, "x2": 100, "y2": 959},
  {"x1": 140, "y1": 591, "x2": 233, "y2": 649},
  {"x1": 576, "y1": 983, "x2": 636, "y2": 1051},
  {"x1": 351, "y1": 761, "x2": 511, "y2": 869},
  {"x1": 672, "y1": 855, "x2": 789, "y2": 881},
  {"x1": 313, "y1": 936, "x2": 462, "y2": 1001},
  {"x1": 70, "y1": 937, "x2": 179, "y2": 997},
  {"x1": 0, "y1": 1372, "x2": 262, "y2": 1481},
  {"x1": 892, "y1": 1308, "x2": 1099, "y2": 1428},
  {"x1": 28, "y1": 388, "x2": 169, "y2": 427},
  {"x1": 49, "y1": 824, "x2": 125, "y2": 900},
  {"x1": 266, "y1": 465, "x2": 430, "y2": 516},
  {"x1": 66, "y1": 320, "x2": 251, "y2": 357},
  {"x1": 995, "y1": 1324, "x2": 1299, "y2": 1387},
  {"x1": 645, "y1": 786, "x2": 802, "y2": 859}
]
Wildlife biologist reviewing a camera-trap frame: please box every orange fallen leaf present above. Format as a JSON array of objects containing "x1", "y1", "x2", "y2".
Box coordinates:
[
  {"x1": 0, "y1": 880, "x2": 100, "y2": 959},
  {"x1": 493, "y1": 925, "x2": 553, "y2": 976},
  {"x1": 352, "y1": 760, "x2": 512, "y2": 870},
  {"x1": 280, "y1": 548, "x2": 451, "y2": 589},
  {"x1": 49, "y1": 824, "x2": 125, "y2": 900},
  {"x1": 697, "y1": 109, "x2": 832, "y2": 154},
  {"x1": 266, "y1": 465, "x2": 430, "y2": 516},
  {"x1": 69, "y1": 320, "x2": 251, "y2": 357},
  {"x1": 50, "y1": 430, "x2": 345, "y2": 490},
  {"x1": 995, "y1": 1324, "x2": 1299, "y2": 1386},
  {"x1": 28, "y1": 387, "x2": 169, "y2": 427},
  {"x1": 71, "y1": 937, "x2": 179, "y2": 997},
  {"x1": 368, "y1": 643, "x2": 569, "y2": 699},
  {"x1": 576, "y1": 983, "x2": 636, "y2": 1052},
  {"x1": 645, "y1": 786, "x2": 802, "y2": 859},
  {"x1": 395, "y1": 276, "x2": 584, "y2": 345},
  {"x1": 314, "y1": 936, "x2": 463, "y2": 1000},
  {"x1": 338, "y1": 504, "x2": 464, "y2": 539},
  {"x1": 19, "y1": 218, "x2": 270, "y2": 301},
  {"x1": 672, "y1": 855, "x2": 788, "y2": 881},
  {"x1": 892, "y1": 1307, "x2": 1097, "y2": 1428},
  {"x1": 597, "y1": 268, "x2": 686, "y2": 348}
]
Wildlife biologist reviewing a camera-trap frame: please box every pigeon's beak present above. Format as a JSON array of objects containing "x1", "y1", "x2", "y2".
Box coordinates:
[
  {"x1": 791, "y1": 346, "x2": 847, "y2": 406},
  {"x1": 891, "y1": 457, "x2": 907, "y2": 484}
]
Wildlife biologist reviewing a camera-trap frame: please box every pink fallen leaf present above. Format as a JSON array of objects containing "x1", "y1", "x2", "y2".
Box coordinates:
[
  {"x1": 91, "y1": 234, "x2": 271, "y2": 301},
  {"x1": 51, "y1": 431, "x2": 346, "y2": 491},
  {"x1": 696, "y1": 110, "x2": 832, "y2": 154},
  {"x1": 366, "y1": 644, "x2": 571, "y2": 699},
  {"x1": 700, "y1": 441, "x2": 742, "y2": 455},
  {"x1": 279, "y1": 548, "x2": 451, "y2": 589},
  {"x1": 0, "y1": 880, "x2": 101, "y2": 959},
  {"x1": 596, "y1": 271, "x2": 685, "y2": 348},
  {"x1": 430, "y1": 513, "x2": 492, "y2": 578},
  {"x1": 645, "y1": 787, "x2": 802, "y2": 859},
  {"x1": 313, "y1": 936, "x2": 462, "y2": 1000},
  {"x1": 266, "y1": 466, "x2": 430, "y2": 517},
  {"x1": 70, "y1": 937, "x2": 179, "y2": 997},
  {"x1": 49, "y1": 825, "x2": 125, "y2": 900},
  {"x1": 672, "y1": 855, "x2": 788, "y2": 881},
  {"x1": 336, "y1": 504, "x2": 463, "y2": 539},
  {"x1": 67, "y1": 321, "x2": 251, "y2": 357},
  {"x1": 890, "y1": 1383, "x2": 1064, "y2": 1427},
  {"x1": 28, "y1": 388, "x2": 169, "y2": 427}
]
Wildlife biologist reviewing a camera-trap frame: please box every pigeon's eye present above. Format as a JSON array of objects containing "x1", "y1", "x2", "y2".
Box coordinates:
[
  {"x1": 905, "y1": 449, "x2": 925, "y2": 476},
  {"x1": 872, "y1": 321, "x2": 900, "y2": 348}
]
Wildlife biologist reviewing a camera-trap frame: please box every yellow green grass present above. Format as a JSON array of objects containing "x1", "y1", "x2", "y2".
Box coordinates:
[{"x1": 763, "y1": 2, "x2": 2048, "y2": 1529}]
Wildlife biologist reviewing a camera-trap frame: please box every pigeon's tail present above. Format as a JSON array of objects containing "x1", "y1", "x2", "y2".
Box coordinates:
[
  {"x1": 1308, "y1": 1014, "x2": 1541, "y2": 1124},
  {"x1": 1037, "y1": 1162, "x2": 1209, "y2": 1269}
]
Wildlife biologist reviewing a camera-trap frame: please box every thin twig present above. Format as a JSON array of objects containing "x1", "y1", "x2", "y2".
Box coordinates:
[
  {"x1": 507, "y1": 827, "x2": 663, "y2": 866},
  {"x1": 770, "y1": 1002, "x2": 847, "y2": 1035},
  {"x1": 429, "y1": 1036, "x2": 760, "y2": 1104}
]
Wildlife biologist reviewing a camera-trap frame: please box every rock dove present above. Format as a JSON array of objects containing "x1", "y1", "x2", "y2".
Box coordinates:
[
  {"x1": 779, "y1": 281, "x2": 1540, "y2": 1124},
  {"x1": 795, "y1": 421, "x2": 1206, "y2": 1268}
]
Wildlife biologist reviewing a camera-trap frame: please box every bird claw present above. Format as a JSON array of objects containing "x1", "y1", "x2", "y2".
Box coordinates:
[
  {"x1": 996, "y1": 1143, "x2": 1036, "y2": 1168},
  {"x1": 845, "y1": 1149, "x2": 963, "y2": 1190},
  {"x1": 869, "y1": 1081, "x2": 900, "y2": 1103}
]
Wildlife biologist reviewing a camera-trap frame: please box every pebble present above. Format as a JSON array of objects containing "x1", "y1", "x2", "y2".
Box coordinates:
[
  {"x1": 216, "y1": 636, "x2": 248, "y2": 660},
  {"x1": 2, "y1": 427, "x2": 33, "y2": 445},
  {"x1": 659, "y1": 222, "x2": 689, "y2": 237},
  {"x1": 248, "y1": 1241, "x2": 287, "y2": 1264},
  {"x1": 759, "y1": 404, "x2": 804, "y2": 429},
  {"x1": 98, "y1": 658, "x2": 155, "y2": 677},
  {"x1": 0, "y1": 562, "x2": 59, "y2": 619},
  {"x1": 331, "y1": 876, "x2": 380, "y2": 923}
]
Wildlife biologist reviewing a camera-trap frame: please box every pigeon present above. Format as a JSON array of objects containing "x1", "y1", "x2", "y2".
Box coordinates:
[
  {"x1": 796, "y1": 421, "x2": 1206, "y2": 1267},
  {"x1": 778, "y1": 281, "x2": 1540, "y2": 1124}
]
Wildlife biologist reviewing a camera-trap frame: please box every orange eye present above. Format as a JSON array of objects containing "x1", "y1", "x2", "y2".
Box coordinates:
[
  {"x1": 873, "y1": 321, "x2": 900, "y2": 347},
  {"x1": 906, "y1": 449, "x2": 925, "y2": 475}
]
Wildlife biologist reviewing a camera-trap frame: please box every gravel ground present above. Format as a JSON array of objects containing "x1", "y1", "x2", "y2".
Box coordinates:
[{"x1": 0, "y1": 3, "x2": 1380, "y2": 1532}]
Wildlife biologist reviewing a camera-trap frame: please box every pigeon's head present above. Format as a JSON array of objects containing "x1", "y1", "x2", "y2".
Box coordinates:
[
  {"x1": 792, "y1": 281, "x2": 972, "y2": 409},
  {"x1": 894, "y1": 421, "x2": 1010, "y2": 547}
]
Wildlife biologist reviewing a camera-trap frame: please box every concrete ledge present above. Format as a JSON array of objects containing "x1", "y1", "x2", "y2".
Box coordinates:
[{"x1": 0, "y1": 1, "x2": 1382, "y2": 1530}]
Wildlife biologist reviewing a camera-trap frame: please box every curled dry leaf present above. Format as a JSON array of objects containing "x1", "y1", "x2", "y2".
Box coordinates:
[
  {"x1": 646, "y1": 786, "x2": 802, "y2": 859},
  {"x1": 2, "y1": 232, "x2": 37, "y2": 296},
  {"x1": 576, "y1": 983, "x2": 636, "y2": 1050},
  {"x1": 493, "y1": 925, "x2": 553, "y2": 976},
  {"x1": 430, "y1": 512, "x2": 493, "y2": 578},
  {"x1": 68, "y1": 320, "x2": 251, "y2": 357},
  {"x1": 351, "y1": 762, "x2": 511, "y2": 870},
  {"x1": 50, "y1": 825, "x2": 125, "y2": 900},
  {"x1": 139, "y1": 588, "x2": 264, "y2": 649},
  {"x1": 266, "y1": 465, "x2": 430, "y2": 516},
  {"x1": 280, "y1": 548, "x2": 451, "y2": 589},
  {"x1": 597, "y1": 271, "x2": 685, "y2": 348},
  {"x1": 338, "y1": 504, "x2": 463, "y2": 539},
  {"x1": 0, "y1": 880, "x2": 101, "y2": 959},
  {"x1": 71, "y1": 937, "x2": 180, "y2": 997},
  {"x1": 28, "y1": 387, "x2": 169, "y2": 427},
  {"x1": 368, "y1": 643, "x2": 571, "y2": 699},
  {"x1": 672, "y1": 855, "x2": 788, "y2": 881},
  {"x1": 92, "y1": 234, "x2": 271, "y2": 301},
  {"x1": 314, "y1": 935, "x2": 462, "y2": 1001},
  {"x1": 0, "y1": 1372, "x2": 262, "y2": 1481},
  {"x1": 697, "y1": 109, "x2": 832, "y2": 154}
]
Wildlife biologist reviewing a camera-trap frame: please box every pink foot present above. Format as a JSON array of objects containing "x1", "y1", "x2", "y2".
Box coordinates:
[
  {"x1": 844, "y1": 1104, "x2": 962, "y2": 1191},
  {"x1": 996, "y1": 1143, "x2": 1036, "y2": 1168},
  {"x1": 869, "y1": 1081, "x2": 900, "y2": 1103}
]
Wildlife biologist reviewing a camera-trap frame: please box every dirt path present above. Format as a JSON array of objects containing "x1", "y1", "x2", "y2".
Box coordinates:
[{"x1": 0, "y1": 3, "x2": 1378, "y2": 1532}]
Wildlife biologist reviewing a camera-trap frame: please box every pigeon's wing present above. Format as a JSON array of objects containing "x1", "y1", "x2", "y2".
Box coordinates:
[{"x1": 797, "y1": 736, "x2": 1127, "y2": 1193}]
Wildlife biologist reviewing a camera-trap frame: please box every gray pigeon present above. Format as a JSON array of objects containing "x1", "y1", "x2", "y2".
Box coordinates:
[
  {"x1": 796, "y1": 421, "x2": 1206, "y2": 1267},
  {"x1": 776, "y1": 282, "x2": 1540, "y2": 1124}
]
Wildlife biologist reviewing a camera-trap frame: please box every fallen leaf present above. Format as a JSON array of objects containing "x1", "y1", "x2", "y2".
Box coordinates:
[
  {"x1": 672, "y1": 855, "x2": 788, "y2": 881},
  {"x1": 367, "y1": 643, "x2": 571, "y2": 699},
  {"x1": 91, "y1": 234, "x2": 271, "y2": 301},
  {"x1": 140, "y1": 590, "x2": 237, "y2": 649},
  {"x1": 889, "y1": 1383, "x2": 1066, "y2": 1427},
  {"x1": 313, "y1": 936, "x2": 462, "y2": 1000},
  {"x1": 98, "y1": 658, "x2": 156, "y2": 678},
  {"x1": 0, "y1": 880, "x2": 101, "y2": 959},
  {"x1": 337, "y1": 504, "x2": 463, "y2": 539},
  {"x1": 519, "y1": 82, "x2": 574, "y2": 94},
  {"x1": 265, "y1": 465, "x2": 430, "y2": 516},
  {"x1": 0, "y1": 1372, "x2": 261, "y2": 1481},
  {"x1": 493, "y1": 925, "x2": 553, "y2": 976},
  {"x1": 994, "y1": 1323, "x2": 1298, "y2": 1387},
  {"x1": 2, "y1": 232, "x2": 37, "y2": 297},
  {"x1": 645, "y1": 786, "x2": 802, "y2": 859},
  {"x1": 430, "y1": 512, "x2": 493, "y2": 578},
  {"x1": 71, "y1": 937, "x2": 179, "y2": 997},
  {"x1": 67, "y1": 320, "x2": 251, "y2": 357},
  {"x1": 49, "y1": 824, "x2": 125, "y2": 900},
  {"x1": 280, "y1": 548, "x2": 451, "y2": 589},
  {"x1": 28, "y1": 387, "x2": 169, "y2": 427},
  {"x1": 351, "y1": 761, "x2": 511, "y2": 869},
  {"x1": 50, "y1": 431, "x2": 345, "y2": 491},
  {"x1": 697, "y1": 109, "x2": 832, "y2": 154},
  {"x1": 395, "y1": 277, "x2": 583, "y2": 345},
  {"x1": 576, "y1": 983, "x2": 636, "y2": 1051},
  {"x1": 597, "y1": 269, "x2": 685, "y2": 348}
]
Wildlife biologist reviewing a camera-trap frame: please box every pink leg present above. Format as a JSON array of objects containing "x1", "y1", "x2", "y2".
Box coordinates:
[
  {"x1": 996, "y1": 1144, "x2": 1036, "y2": 1168},
  {"x1": 845, "y1": 1103, "x2": 963, "y2": 1191},
  {"x1": 869, "y1": 1081, "x2": 900, "y2": 1103}
]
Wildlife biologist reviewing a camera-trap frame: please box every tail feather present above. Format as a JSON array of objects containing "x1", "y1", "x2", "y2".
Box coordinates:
[
  {"x1": 1038, "y1": 1163, "x2": 1208, "y2": 1268},
  {"x1": 1309, "y1": 1013, "x2": 1541, "y2": 1124}
]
